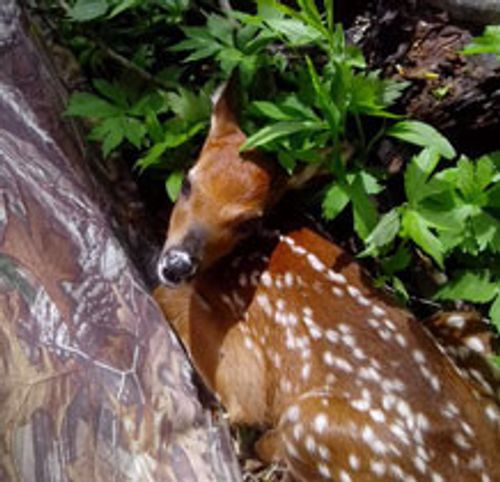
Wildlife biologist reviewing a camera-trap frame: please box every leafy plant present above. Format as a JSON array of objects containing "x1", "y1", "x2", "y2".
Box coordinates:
[
  {"x1": 364, "y1": 150, "x2": 500, "y2": 328},
  {"x1": 40, "y1": 0, "x2": 500, "y2": 330},
  {"x1": 68, "y1": 0, "x2": 189, "y2": 22},
  {"x1": 463, "y1": 25, "x2": 500, "y2": 59}
]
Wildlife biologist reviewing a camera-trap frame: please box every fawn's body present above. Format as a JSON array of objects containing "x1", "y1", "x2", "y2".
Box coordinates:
[{"x1": 154, "y1": 83, "x2": 500, "y2": 481}]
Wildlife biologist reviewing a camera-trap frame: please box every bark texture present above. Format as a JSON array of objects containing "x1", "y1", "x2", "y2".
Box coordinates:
[{"x1": 0, "y1": 3, "x2": 241, "y2": 481}]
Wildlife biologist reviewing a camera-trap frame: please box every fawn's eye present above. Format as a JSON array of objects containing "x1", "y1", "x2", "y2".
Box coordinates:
[{"x1": 181, "y1": 176, "x2": 192, "y2": 198}]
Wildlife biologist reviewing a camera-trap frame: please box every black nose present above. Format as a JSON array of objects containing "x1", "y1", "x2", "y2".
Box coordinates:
[{"x1": 158, "y1": 249, "x2": 198, "y2": 286}]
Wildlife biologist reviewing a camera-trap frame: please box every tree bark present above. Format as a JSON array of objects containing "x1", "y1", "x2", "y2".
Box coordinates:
[{"x1": 0, "y1": 3, "x2": 241, "y2": 481}]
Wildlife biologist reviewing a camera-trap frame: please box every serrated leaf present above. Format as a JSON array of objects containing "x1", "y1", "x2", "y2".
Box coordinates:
[
  {"x1": 166, "y1": 88, "x2": 210, "y2": 123},
  {"x1": 435, "y1": 271, "x2": 498, "y2": 303},
  {"x1": 357, "y1": 171, "x2": 384, "y2": 195},
  {"x1": 265, "y1": 18, "x2": 320, "y2": 45},
  {"x1": 322, "y1": 183, "x2": 349, "y2": 220},
  {"x1": 471, "y1": 211, "x2": 500, "y2": 252},
  {"x1": 135, "y1": 121, "x2": 204, "y2": 171},
  {"x1": 88, "y1": 117, "x2": 126, "y2": 157},
  {"x1": 66, "y1": 92, "x2": 122, "y2": 118},
  {"x1": 123, "y1": 118, "x2": 146, "y2": 148},
  {"x1": 387, "y1": 120, "x2": 456, "y2": 160},
  {"x1": 166, "y1": 170, "x2": 184, "y2": 201},
  {"x1": 349, "y1": 73, "x2": 401, "y2": 117},
  {"x1": 68, "y1": 0, "x2": 108, "y2": 21},
  {"x1": 129, "y1": 91, "x2": 166, "y2": 116},
  {"x1": 93, "y1": 79, "x2": 128, "y2": 107},
  {"x1": 401, "y1": 209, "x2": 444, "y2": 267},
  {"x1": 363, "y1": 209, "x2": 400, "y2": 254}
]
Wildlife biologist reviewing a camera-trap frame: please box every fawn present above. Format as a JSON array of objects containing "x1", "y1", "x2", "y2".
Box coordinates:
[{"x1": 154, "y1": 83, "x2": 500, "y2": 481}]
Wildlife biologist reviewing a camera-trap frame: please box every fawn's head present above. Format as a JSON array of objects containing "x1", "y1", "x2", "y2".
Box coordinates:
[{"x1": 157, "y1": 82, "x2": 283, "y2": 287}]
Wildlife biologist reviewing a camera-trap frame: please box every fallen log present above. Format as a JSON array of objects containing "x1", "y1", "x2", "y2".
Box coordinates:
[{"x1": 0, "y1": 2, "x2": 241, "y2": 481}]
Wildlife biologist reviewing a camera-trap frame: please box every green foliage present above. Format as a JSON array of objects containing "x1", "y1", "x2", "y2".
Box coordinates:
[
  {"x1": 386, "y1": 121, "x2": 456, "y2": 160},
  {"x1": 365, "y1": 149, "x2": 500, "y2": 328},
  {"x1": 463, "y1": 25, "x2": 500, "y2": 59},
  {"x1": 43, "y1": 1, "x2": 500, "y2": 330},
  {"x1": 67, "y1": 0, "x2": 189, "y2": 22}
]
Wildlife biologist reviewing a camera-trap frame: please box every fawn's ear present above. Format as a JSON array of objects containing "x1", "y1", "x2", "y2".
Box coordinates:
[{"x1": 209, "y1": 74, "x2": 242, "y2": 138}]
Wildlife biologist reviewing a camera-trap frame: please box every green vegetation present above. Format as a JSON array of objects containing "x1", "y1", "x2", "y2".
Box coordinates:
[
  {"x1": 463, "y1": 25, "x2": 500, "y2": 59},
  {"x1": 37, "y1": 1, "x2": 500, "y2": 332}
]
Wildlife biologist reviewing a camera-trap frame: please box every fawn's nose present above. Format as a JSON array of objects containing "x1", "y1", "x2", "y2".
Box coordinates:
[{"x1": 158, "y1": 249, "x2": 198, "y2": 287}]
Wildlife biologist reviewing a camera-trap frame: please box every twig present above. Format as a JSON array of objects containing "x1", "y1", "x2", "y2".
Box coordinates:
[
  {"x1": 94, "y1": 40, "x2": 175, "y2": 91},
  {"x1": 218, "y1": 0, "x2": 234, "y2": 14},
  {"x1": 53, "y1": 0, "x2": 173, "y2": 92}
]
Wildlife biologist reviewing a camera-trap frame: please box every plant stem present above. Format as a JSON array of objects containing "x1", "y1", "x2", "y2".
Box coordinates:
[{"x1": 94, "y1": 40, "x2": 174, "y2": 91}]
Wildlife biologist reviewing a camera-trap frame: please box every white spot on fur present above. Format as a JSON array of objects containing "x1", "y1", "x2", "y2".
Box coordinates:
[
  {"x1": 446, "y1": 314, "x2": 466, "y2": 329},
  {"x1": 349, "y1": 454, "x2": 360, "y2": 470},
  {"x1": 314, "y1": 413, "x2": 328, "y2": 434},
  {"x1": 465, "y1": 336, "x2": 485, "y2": 353},
  {"x1": 326, "y1": 270, "x2": 347, "y2": 285},
  {"x1": 372, "y1": 305, "x2": 386, "y2": 317},
  {"x1": 261, "y1": 271, "x2": 272, "y2": 287}
]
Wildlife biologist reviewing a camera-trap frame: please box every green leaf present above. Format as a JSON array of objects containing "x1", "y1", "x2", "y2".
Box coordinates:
[
  {"x1": 392, "y1": 275, "x2": 410, "y2": 302},
  {"x1": 206, "y1": 14, "x2": 235, "y2": 46},
  {"x1": 108, "y1": 0, "x2": 138, "y2": 18},
  {"x1": 68, "y1": 0, "x2": 108, "y2": 21},
  {"x1": 363, "y1": 209, "x2": 400, "y2": 255},
  {"x1": 471, "y1": 211, "x2": 500, "y2": 253},
  {"x1": 123, "y1": 118, "x2": 146, "y2": 148},
  {"x1": 463, "y1": 26, "x2": 500, "y2": 59},
  {"x1": 348, "y1": 175, "x2": 379, "y2": 241},
  {"x1": 306, "y1": 56, "x2": 340, "y2": 132},
  {"x1": 166, "y1": 88, "x2": 210, "y2": 123},
  {"x1": 322, "y1": 183, "x2": 349, "y2": 220},
  {"x1": 401, "y1": 209, "x2": 444, "y2": 267},
  {"x1": 135, "y1": 121, "x2": 205, "y2": 171},
  {"x1": 251, "y1": 101, "x2": 298, "y2": 121},
  {"x1": 129, "y1": 91, "x2": 166, "y2": 117},
  {"x1": 404, "y1": 148, "x2": 442, "y2": 204},
  {"x1": 387, "y1": 120, "x2": 456, "y2": 160},
  {"x1": 88, "y1": 117, "x2": 125, "y2": 157},
  {"x1": 166, "y1": 170, "x2": 184, "y2": 201},
  {"x1": 349, "y1": 73, "x2": 401, "y2": 117},
  {"x1": 93, "y1": 79, "x2": 128, "y2": 107},
  {"x1": 489, "y1": 294, "x2": 500, "y2": 331},
  {"x1": 435, "y1": 271, "x2": 498, "y2": 303},
  {"x1": 241, "y1": 120, "x2": 324, "y2": 151},
  {"x1": 381, "y1": 244, "x2": 412, "y2": 275},
  {"x1": 357, "y1": 171, "x2": 384, "y2": 195},
  {"x1": 265, "y1": 18, "x2": 320, "y2": 45},
  {"x1": 277, "y1": 152, "x2": 296, "y2": 174},
  {"x1": 66, "y1": 92, "x2": 122, "y2": 118},
  {"x1": 251, "y1": 96, "x2": 319, "y2": 122}
]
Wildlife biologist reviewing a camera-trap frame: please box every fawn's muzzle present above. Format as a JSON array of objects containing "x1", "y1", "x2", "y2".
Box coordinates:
[{"x1": 157, "y1": 249, "x2": 199, "y2": 287}]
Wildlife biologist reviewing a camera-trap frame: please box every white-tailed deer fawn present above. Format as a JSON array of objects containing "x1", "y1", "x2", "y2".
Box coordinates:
[{"x1": 154, "y1": 84, "x2": 500, "y2": 481}]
